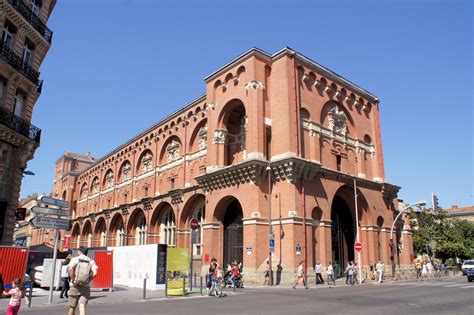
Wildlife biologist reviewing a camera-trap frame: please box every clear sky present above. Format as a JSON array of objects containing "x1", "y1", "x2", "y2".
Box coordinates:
[{"x1": 20, "y1": 0, "x2": 473, "y2": 208}]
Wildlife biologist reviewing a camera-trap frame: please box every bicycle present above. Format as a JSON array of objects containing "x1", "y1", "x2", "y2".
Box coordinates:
[{"x1": 208, "y1": 275, "x2": 224, "y2": 297}]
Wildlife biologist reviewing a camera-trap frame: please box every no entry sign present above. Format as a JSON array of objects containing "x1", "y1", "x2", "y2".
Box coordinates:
[
  {"x1": 354, "y1": 242, "x2": 362, "y2": 251},
  {"x1": 190, "y1": 218, "x2": 199, "y2": 230}
]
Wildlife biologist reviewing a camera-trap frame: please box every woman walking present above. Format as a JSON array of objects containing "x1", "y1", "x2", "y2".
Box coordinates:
[{"x1": 59, "y1": 255, "x2": 71, "y2": 299}]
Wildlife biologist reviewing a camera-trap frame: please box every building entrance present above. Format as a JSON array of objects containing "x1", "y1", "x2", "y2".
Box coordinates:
[
  {"x1": 223, "y1": 199, "x2": 243, "y2": 267},
  {"x1": 331, "y1": 196, "x2": 355, "y2": 277}
]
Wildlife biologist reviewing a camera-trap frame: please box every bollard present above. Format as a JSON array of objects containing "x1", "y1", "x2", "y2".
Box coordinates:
[
  {"x1": 165, "y1": 275, "x2": 168, "y2": 299},
  {"x1": 182, "y1": 277, "x2": 186, "y2": 296},
  {"x1": 200, "y1": 276, "x2": 203, "y2": 296},
  {"x1": 143, "y1": 278, "x2": 147, "y2": 300},
  {"x1": 28, "y1": 281, "x2": 33, "y2": 308},
  {"x1": 194, "y1": 273, "x2": 197, "y2": 292}
]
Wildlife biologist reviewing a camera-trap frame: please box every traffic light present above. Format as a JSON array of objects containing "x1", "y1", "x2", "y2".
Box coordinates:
[
  {"x1": 15, "y1": 207, "x2": 26, "y2": 221},
  {"x1": 432, "y1": 194, "x2": 439, "y2": 210}
]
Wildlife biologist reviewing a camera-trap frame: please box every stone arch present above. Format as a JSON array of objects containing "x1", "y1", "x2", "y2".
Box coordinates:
[
  {"x1": 320, "y1": 101, "x2": 356, "y2": 137},
  {"x1": 71, "y1": 223, "x2": 81, "y2": 248},
  {"x1": 80, "y1": 182, "x2": 88, "y2": 199},
  {"x1": 118, "y1": 160, "x2": 132, "y2": 182},
  {"x1": 159, "y1": 136, "x2": 182, "y2": 165},
  {"x1": 136, "y1": 149, "x2": 154, "y2": 174},
  {"x1": 180, "y1": 194, "x2": 206, "y2": 228},
  {"x1": 81, "y1": 220, "x2": 93, "y2": 247},
  {"x1": 94, "y1": 217, "x2": 107, "y2": 247},
  {"x1": 109, "y1": 213, "x2": 125, "y2": 246},
  {"x1": 188, "y1": 119, "x2": 208, "y2": 153},
  {"x1": 150, "y1": 202, "x2": 175, "y2": 246},
  {"x1": 127, "y1": 208, "x2": 147, "y2": 245},
  {"x1": 102, "y1": 169, "x2": 114, "y2": 189},
  {"x1": 300, "y1": 107, "x2": 310, "y2": 120},
  {"x1": 90, "y1": 176, "x2": 100, "y2": 194}
]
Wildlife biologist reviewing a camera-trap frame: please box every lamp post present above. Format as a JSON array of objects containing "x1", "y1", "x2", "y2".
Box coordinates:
[
  {"x1": 390, "y1": 200, "x2": 426, "y2": 278},
  {"x1": 266, "y1": 165, "x2": 273, "y2": 285}
]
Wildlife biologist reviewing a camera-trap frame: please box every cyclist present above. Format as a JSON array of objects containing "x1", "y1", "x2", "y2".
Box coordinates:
[{"x1": 207, "y1": 258, "x2": 218, "y2": 294}]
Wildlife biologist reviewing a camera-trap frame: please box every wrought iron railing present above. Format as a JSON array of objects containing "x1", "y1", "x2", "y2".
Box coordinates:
[
  {"x1": 0, "y1": 40, "x2": 40, "y2": 85},
  {"x1": 0, "y1": 106, "x2": 41, "y2": 143},
  {"x1": 7, "y1": 0, "x2": 53, "y2": 43}
]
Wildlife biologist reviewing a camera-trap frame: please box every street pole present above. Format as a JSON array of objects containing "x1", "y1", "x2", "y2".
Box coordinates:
[
  {"x1": 390, "y1": 200, "x2": 426, "y2": 279},
  {"x1": 353, "y1": 179, "x2": 362, "y2": 284},
  {"x1": 267, "y1": 165, "x2": 273, "y2": 286},
  {"x1": 48, "y1": 228, "x2": 59, "y2": 304}
]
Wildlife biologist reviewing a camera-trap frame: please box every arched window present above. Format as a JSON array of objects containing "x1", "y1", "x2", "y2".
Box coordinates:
[
  {"x1": 192, "y1": 205, "x2": 205, "y2": 257},
  {"x1": 104, "y1": 170, "x2": 114, "y2": 188},
  {"x1": 120, "y1": 161, "x2": 132, "y2": 182},
  {"x1": 91, "y1": 177, "x2": 99, "y2": 194},
  {"x1": 116, "y1": 222, "x2": 125, "y2": 246},
  {"x1": 80, "y1": 183, "x2": 88, "y2": 199},
  {"x1": 135, "y1": 214, "x2": 147, "y2": 245},
  {"x1": 161, "y1": 209, "x2": 176, "y2": 246}
]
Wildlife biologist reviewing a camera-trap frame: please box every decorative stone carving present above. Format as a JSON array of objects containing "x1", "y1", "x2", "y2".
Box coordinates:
[
  {"x1": 198, "y1": 127, "x2": 208, "y2": 150},
  {"x1": 80, "y1": 184, "x2": 88, "y2": 199},
  {"x1": 169, "y1": 189, "x2": 183, "y2": 204},
  {"x1": 105, "y1": 171, "x2": 114, "y2": 188},
  {"x1": 195, "y1": 159, "x2": 267, "y2": 192},
  {"x1": 121, "y1": 206, "x2": 129, "y2": 216},
  {"x1": 328, "y1": 106, "x2": 348, "y2": 136},
  {"x1": 141, "y1": 152, "x2": 153, "y2": 173},
  {"x1": 213, "y1": 129, "x2": 228, "y2": 144},
  {"x1": 244, "y1": 80, "x2": 266, "y2": 90},
  {"x1": 122, "y1": 162, "x2": 131, "y2": 181},
  {"x1": 271, "y1": 157, "x2": 320, "y2": 182},
  {"x1": 166, "y1": 140, "x2": 180, "y2": 163},
  {"x1": 302, "y1": 73, "x2": 310, "y2": 82},
  {"x1": 91, "y1": 178, "x2": 99, "y2": 193}
]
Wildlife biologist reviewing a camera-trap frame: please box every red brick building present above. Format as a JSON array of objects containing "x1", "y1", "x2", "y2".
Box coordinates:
[{"x1": 51, "y1": 47, "x2": 409, "y2": 283}]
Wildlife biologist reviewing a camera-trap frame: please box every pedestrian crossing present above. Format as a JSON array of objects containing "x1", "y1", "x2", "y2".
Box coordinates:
[{"x1": 390, "y1": 279, "x2": 473, "y2": 290}]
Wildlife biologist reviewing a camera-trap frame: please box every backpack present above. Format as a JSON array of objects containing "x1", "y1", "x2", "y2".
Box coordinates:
[{"x1": 74, "y1": 259, "x2": 92, "y2": 286}]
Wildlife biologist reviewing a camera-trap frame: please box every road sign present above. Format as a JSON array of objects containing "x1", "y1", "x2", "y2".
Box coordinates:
[
  {"x1": 29, "y1": 216, "x2": 70, "y2": 230},
  {"x1": 31, "y1": 206, "x2": 70, "y2": 217},
  {"x1": 354, "y1": 242, "x2": 362, "y2": 251},
  {"x1": 269, "y1": 234, "x2": 275, "y2": 253},
  {"x1": 190, "y1": 218, "x2": 199, "y2": 231},
  {"x1": 37, "y1": 195, "x2": 69, "y2": 209}
]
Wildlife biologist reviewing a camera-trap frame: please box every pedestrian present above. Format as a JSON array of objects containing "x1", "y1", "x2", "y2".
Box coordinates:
[
  {"x1": 3, "y1": 278, "x2": 29, "y2": 315},
  {"x1": 60, "y1": 255, "x2": 72, "y2": 299},
  {"x1": 67, "y1": 246, "x2": 98, "y2": 315},
  {"x1": 415, "y1": 261, "x2": 422, "y2": 279},
  {"x1": 376, "y1": 261, "x2": 383, "y2": 283},
  {"x1": 326, "y1": 262, "x2": 336, "y2": 287},
  {"x1": 264, "y1": 260, "x2": 270, "y2": 285},
  {"x1": 314, "y1": 261, "x2": 324, "y2": 285},
  {"x1": 368, "y1": 261, "x2": 375, "y2": 281},
  {"x1": 292, "y1": 261, "x2": 308, "y2": 289},
  {"x1": 353, "y1": 262, "x2": 359, "y2": 284},
  {"x1": 207, "y1": 258, "x2": 217, "y2": 293},
  {"x1": 427, "y1": 261, "x2": 433, "y2": 277},
  {"x1": 229, "y1": 263, "x2": 239, "y2": 288},
  {"x1": 345, "y1": 262, "x2": 354, "y2": 285},
  {"x1": 421, "y1": 262, "x2": 427, "y2": 281}
]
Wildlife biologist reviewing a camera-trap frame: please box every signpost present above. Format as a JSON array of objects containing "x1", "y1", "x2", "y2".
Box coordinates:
[
  {"x1": 29, "y1": 216, "x2": 71, "y2": 230},
  {"x1": 35, "y1": 196, "x2": 70, "y2": 304},
  {"x1": 354, "y1": 242, "x2": 362, "y2": 252},
  {"x1": 189, "y1": 218, "x2": 199, "y2": 291},
  {"x1": 31, "y1": 206, "x2": 70, "y2": 217},
  {"x1": 38, "y1": 195, "x2": 69, "y2": 208}
]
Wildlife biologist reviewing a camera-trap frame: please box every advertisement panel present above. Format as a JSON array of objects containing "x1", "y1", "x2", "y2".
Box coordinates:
[{"x1": 166, "y1": 248, "x2": 189, "y2": 272}]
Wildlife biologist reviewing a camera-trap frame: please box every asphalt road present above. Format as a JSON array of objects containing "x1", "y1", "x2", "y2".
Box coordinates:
[{"x1": 20, "y1": 276, "x2": 474, "y2": 315}]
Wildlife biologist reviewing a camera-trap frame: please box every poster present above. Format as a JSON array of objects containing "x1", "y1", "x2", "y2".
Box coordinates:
[
  {"x1": 166, "y1": 248, "x2": 189, "y2": 273},
  {"x1": 156, "y1": 244, "x2": 167, "y2": 284}
]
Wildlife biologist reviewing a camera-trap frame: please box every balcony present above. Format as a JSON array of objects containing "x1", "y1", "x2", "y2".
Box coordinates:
[
  {"x1": 0, "y1": 41, "x2": 40, "y2": 85},
  {"x1": 0, "y1": 106, "x2": 41, "y2": 143},
  {"x1": 7, "y1": 0, "x2": 53, "y2": 43}
]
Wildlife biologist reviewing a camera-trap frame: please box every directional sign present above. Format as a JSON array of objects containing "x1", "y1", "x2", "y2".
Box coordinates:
[
  {"x1": 29, "y1": 216, "x2": 70, "y2": 230},
  {"x1": 354, "y1": 242, "x2": 363, "y2": 251},
  {"x1": 37, "y1": 195, "x2": 69, "y2": 209},
  {"x1": 31, "y1": 206, "x2": 70, "y2": 217}
]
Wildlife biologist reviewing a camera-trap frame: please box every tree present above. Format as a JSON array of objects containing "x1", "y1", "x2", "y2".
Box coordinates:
[{"x1": 410, "y1": 208, "x2": 474, "y2": 261}]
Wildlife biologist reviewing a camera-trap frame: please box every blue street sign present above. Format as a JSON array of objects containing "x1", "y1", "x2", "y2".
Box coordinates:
[{"x1": 269, "y1": 238, "x2": 275, "y2": 252}]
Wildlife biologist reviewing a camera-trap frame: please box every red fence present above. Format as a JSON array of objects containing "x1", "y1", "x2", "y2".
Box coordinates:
[
  {"x1": 92, "y1": 250, "x2": 113, "y2": 289},
  {"x1": 0, "y1": 247, "x2": 29, "y2": 289}
]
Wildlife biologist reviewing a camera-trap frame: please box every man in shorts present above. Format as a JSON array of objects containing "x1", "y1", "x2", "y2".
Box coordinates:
[{"x1": 68, "y1": 246, "x2": 98, "y2": 315}]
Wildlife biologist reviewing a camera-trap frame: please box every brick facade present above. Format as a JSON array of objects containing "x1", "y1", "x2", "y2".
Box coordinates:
[{"x1": 50, "y1": 47, "x2": 406, "y2": 283}]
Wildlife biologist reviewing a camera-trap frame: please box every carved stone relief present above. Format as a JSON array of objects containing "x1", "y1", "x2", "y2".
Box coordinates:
[
  {"x1": 166, "y1": 140, "x2": 180, "y2": 163},
  {"x1": 213, "y1": 129, "x2": 228, "y2": 144},
  {"x1": 328, "y1": 105, "x2": 348, "y2": 136},
  {"x1": 198, "y1": 127, "x2": 207, "y2": 150},
  {"x1": 141, "y1": 152, "x2": 153, "y2": 173}
]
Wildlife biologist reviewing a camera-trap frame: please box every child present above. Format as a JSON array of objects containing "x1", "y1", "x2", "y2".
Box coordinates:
[{"x1": 3, "y1": 278, "x2": 29, "y2": 315}]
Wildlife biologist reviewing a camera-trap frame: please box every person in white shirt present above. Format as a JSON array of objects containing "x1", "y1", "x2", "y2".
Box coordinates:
[
  {"x1": 315, "y1": 261, "x2": 324, "y2": 285},
  {"x1": 326, "y1": 262, "x2": 336, "y2": 286},
  {"x1": 68, "y1": 246, "x2": 98, "y2": 315},
  {"x1": 292, "y1": 261, "x2": 308, "y2": 289},
  {"x1": 59, "y1": 255, "x2": 72, "y2": 299}
]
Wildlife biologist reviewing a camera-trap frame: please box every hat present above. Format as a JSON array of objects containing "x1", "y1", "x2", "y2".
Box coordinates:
[{"x1": 78, "y1": 246, "x2": 88, "y2": 254}]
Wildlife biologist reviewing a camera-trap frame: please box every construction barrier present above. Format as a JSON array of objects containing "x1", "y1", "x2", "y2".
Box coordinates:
[{"x1": 0, "y1": 247, "x2": 29, "y2": 289}]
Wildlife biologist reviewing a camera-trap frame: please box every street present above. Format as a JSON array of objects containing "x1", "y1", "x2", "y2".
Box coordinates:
[{"x1": 18, "y1": 276, "x2": 473, "y2": 315}]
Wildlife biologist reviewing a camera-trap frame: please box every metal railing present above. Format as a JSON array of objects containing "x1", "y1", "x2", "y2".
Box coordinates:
[
  {"x1": 7, "y1": 0, "x2": 53, "y2": 43},
  {"x1": 0, "y1": 41, "x2": 40, "y2": 85},
  {"x1": 0, "y1": 106, "x2": 41, "y2": 143}
]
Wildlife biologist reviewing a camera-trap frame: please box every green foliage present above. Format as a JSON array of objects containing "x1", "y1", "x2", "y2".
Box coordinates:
[{"x1": 410, "y1": 208, "x2": 474, "y2": 261}]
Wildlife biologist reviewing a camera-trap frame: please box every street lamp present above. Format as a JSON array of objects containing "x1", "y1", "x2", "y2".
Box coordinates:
[
  {"x1": 266, "y1": 165, "x2": 273, "y2": 286},
  {"x1": 390, "y1": 200, "x2": 426, "y2": 277},
  {"x1": 22, "y1": 170, "x2": 35, "y2": 176}
]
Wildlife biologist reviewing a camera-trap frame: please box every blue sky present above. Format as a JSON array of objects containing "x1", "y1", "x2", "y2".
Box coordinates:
[{"x1": 20, "y1": 0, "x2": 473, "y2": 208}]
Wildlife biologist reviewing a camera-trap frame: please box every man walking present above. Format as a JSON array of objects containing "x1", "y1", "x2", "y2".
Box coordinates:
[
  {"x1": 376, "y1": 261, "x2": 384, "y2": 283},
  {"x1": 326, "y1": 262, "x2": 336, "y2": 287},
  {"x1": 68, "y1": 246, "x2": 98, "y2": 315},
  {"x1": 315, "y1": 261, "x2": 324, "y2": 285},
  {"x1": 345, "y1": 262, "x2": 354, "y2": 285},
  {"x1": 292, "y1": 261, "x2": 308, "y2": 289}
]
